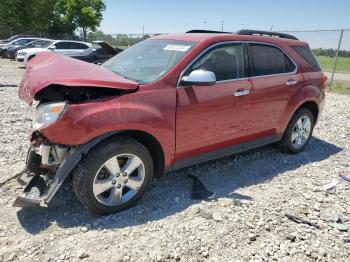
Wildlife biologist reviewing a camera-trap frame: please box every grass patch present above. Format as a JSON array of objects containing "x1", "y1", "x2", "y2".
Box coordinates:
[
  {"x1": 115, "y1": 45, "x2": 129, "y2": 50},
  {"x1": 328, "y1": 81, "x2": 350, "y2": 95},
  {"x1": 317, "y1": 56, "x2": 350, "y2": 74}
]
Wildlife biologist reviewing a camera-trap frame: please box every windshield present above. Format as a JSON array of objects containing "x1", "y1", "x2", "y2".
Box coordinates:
[{"x1": 103, "y1": 39, "x2": 196, "y2": 84}]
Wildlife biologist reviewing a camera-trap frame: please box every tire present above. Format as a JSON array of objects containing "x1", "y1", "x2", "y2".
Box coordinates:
[
  {"x1": 1, "y1": 50, "x2": 7, "y2": 58},
  {"x1": 27, "y1": 55, "x2": 36, "y2": 62},
  {"x1": 277, "y1": 108, "x2": 315, "y2": 154},
  {"x1": 72, "y1": 137, "x2": 153, "y2": 215}
]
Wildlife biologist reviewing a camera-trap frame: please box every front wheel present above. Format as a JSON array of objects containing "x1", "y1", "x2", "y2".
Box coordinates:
[
  {"x1": 277, "y1": 108, "x2": 315, "y2": 154},
  {"x1": 72, "y1": 137, "x2": 153, "y2": 215}
]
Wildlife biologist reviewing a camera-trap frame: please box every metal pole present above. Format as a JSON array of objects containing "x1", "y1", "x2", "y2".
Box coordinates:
[
  {"x1": 221, "y1": 20, "x2": 224, "y2": 32},
  {"x1": 329, "y1": 29, "x2": 344, "y2": 89}
]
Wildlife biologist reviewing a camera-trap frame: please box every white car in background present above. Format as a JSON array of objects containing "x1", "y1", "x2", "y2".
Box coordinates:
[
  {"x1": 16, "y1": 40, "x2": 92, "y2": 65},
  {"x1": 0, "y1": 37, "x2": 41, "y2": 56}
]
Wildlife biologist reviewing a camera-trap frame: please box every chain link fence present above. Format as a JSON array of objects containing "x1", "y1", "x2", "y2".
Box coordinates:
[
  {"x1": 279, "y1": 29, "x2": 350, "y2": 90},
  {"x1": 1, "y1": 27, "x2": 349, "y2": 90}
]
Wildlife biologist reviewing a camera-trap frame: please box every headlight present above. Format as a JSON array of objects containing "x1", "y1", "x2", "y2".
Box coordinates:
[
  {"x1": 33, "y1": 102, "x2": 68, "y2": 130},
  {"x1": 18, "y1": 52, "x2": 26, "y2": 56}
]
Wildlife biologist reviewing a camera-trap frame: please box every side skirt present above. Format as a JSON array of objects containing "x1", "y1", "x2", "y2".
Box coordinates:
[{"x1": 171, "y1": 134, "x2": 282, "y2": 171}]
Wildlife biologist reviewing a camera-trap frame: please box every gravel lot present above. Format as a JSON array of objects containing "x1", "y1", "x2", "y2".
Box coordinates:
[{"x1": 0, "y1": 58, "x2": 349, "y2": 262}]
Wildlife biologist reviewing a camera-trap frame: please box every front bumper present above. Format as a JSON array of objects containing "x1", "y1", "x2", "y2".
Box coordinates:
[{"x1": 13, "y1": 133, "x2": 111, "y2": 208}]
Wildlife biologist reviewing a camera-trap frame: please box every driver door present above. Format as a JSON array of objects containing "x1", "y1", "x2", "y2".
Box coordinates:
[{"x1": 175, "y1": 43, "x2": 252, "y2": 166}]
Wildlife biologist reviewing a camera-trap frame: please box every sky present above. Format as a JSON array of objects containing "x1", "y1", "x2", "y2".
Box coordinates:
[
  {"x1": 100, "y1": 0, "x2": 350, "y2": 49},
  {"x1": 101, "y1": 0, "x2": 350, "y2": 33}
]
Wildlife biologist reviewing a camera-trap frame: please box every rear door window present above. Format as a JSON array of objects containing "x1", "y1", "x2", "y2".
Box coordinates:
[{"x1": 249, "y1": 44, "x2": 296, "y2": 76}]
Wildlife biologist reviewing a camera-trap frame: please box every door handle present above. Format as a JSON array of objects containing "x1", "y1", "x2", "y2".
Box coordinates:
[
  {"x1": 286, "y1": 79, "x2": 298, "y2": 86},
  {"x1": 233, "y1": 89, "x2": 250, "y2": 97}
]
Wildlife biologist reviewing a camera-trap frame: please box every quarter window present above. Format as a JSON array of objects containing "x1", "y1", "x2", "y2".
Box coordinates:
[
  {"x1": 185, "y1": 44, "x2": 245, "y2": 81},
  {"x1": 249, "y1": 44, "x2": 296, "y2": 76}
]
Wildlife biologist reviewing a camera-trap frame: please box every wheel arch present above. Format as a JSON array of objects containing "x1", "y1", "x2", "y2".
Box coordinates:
[
  {"x1": 299, "y1": 100, "x2": 319, "y2": 123},
  {"x1": 110, "y1": 130, "x2": 166, "y2": 177}
]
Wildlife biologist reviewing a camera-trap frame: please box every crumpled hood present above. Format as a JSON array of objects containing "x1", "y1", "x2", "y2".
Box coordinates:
[{"x1": 18, "y1": 52, "x2": 139, "y2": 105}]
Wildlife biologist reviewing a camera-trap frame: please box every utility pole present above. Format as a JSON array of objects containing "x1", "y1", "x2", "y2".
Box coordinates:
[
  {"x1": 221, "y1": 20, "x2": 224, "y2": 32},
  {"x1": 142, "y1": 25, "x2": 144, "y2": 37}
]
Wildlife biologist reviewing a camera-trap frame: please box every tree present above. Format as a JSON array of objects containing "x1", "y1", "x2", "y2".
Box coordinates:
[
  {"x1": 0, "y1": 0, "x2": 69, "y2": 36},
  {"x1": 56, "y1": 0, "x2": 106, "y2": 41}
]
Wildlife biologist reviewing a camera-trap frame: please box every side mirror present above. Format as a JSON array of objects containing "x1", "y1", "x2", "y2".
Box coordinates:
[
  {"x1": 181, "y1": 69, "x2": 216, "y2": 86},
  {"x1": 48, "y1": 45, "x2": 56, "y2": 50}
]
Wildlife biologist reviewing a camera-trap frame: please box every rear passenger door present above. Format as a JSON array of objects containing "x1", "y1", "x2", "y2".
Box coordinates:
[{"x1": 247, "y1": 43, "x2": 302, "y2": 136}]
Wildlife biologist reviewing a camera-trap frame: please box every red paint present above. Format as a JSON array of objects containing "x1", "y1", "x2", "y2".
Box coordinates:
[
  {"x1": 18, "y1": 52, "x2": 139, "y2": 105},
  {"x1": 19, "y1": 33, "x2": 325, "y2": 168}
]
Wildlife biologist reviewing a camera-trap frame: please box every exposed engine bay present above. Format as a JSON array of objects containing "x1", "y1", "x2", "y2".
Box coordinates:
[{"x1": 35, "y1": 84, "x2": 125, "y2": 103}]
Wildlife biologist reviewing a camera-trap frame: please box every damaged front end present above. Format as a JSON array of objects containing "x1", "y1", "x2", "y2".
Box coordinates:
[
  {"x1": 14, "y1": 136, "x2": 70, "y2": 207},
  {"x1": 13, "y1": 131, "x2": 109, "y2": 207},
  {"x1": 14, "y1": 52, "x2": 139, "y2": 208}
]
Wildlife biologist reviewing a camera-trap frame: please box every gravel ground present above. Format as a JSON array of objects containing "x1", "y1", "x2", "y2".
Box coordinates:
[{"x1": 0, "y1": 58, "x2": 350, "y2": 262}]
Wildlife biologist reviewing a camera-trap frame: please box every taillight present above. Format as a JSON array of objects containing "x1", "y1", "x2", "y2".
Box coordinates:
[{"x1": 321, "y1": 73, "x2": 328, "y2": 89}]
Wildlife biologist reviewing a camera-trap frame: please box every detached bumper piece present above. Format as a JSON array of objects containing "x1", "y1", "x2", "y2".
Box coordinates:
[{"x1": 13, "y1": 171, "x2": 54, "y2": 208}]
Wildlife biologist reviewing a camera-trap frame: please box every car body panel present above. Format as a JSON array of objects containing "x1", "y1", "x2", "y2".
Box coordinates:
[
  {"x1": 175, "y1": 78, "x2": 252, "y2": 161},
  {"x1": 18, "y1": 52, "x2": 139, "y2": 105},
  {"x1": 40, "y1": 84, "x2": 176, "y2": 166},
  {"x1": 19, "y1": 32, "x2": 325, "y2": 170},
  {"x1": 247, "y1": 73, "x2": 304, "y2": 136}
]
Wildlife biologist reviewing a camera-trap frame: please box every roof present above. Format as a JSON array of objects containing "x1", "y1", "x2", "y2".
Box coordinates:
[
  {"x1": 52, "y1": 40, "x2": 91, "y2": 44},
  {"x1": 152, "y1": 33, "x2": 307, "y2": 46}
]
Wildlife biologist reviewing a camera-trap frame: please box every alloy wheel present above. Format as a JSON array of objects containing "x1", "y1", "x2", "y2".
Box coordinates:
[
  {"x1": 291, "y1": 115, "x2": 312, "y2": 149},
  {"x1": 92, "y1": 153, "x2": 145, "y2": 206}
]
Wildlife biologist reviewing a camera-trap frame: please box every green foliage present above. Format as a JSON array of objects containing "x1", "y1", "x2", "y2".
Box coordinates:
[
  {"x1": 328, "y1": 81, "x2": 350, "y2": 95},
  {"x1": 313, "y1": 48, "x2": 350, "y2": 58},
  {"x1": 0, "y1": 0, "x2": 105, "y2": 38},
  {"x1": 56, "y1": 0, "x2": 106, "y2": 40},
  {"x1": 317, "y1": 56, "x2": 350, "y2": 74}
]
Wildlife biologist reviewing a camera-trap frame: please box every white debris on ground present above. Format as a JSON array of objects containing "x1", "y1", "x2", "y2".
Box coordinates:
[{"x1": 0, "y1": 58, "x2": 349, "y2": 262}]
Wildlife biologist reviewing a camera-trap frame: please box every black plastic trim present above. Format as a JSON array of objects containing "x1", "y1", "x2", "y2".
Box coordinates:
[{"x1": 172, "y1": 134, "x2": 282, "y2": 171}]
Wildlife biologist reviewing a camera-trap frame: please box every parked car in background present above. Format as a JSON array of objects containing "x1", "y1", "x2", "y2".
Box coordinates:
[
  {"x1": 0, "y1": 37, "x2": 41, "y2": 57},
  {"x1": 68, "y1": 41, "x2": 122, "y2": 64},
  {"x1": 16, "y1": 40, "x2": 91, "y2": 65},
  {"x1": 15, "y1": 30, "x2": 327, "y2": 215},
  {"x1": 0, "y1": 34, "x2": 36, "y2": 44},
  {"x1": 6, "y1": 39, "x2": 52, "y2": 59}
]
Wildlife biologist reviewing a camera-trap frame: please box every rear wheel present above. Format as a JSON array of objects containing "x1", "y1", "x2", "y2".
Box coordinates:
[
  {"x1": 73, "y1": 137, "x2": 153, "y2": 215},
  {"x1": 277, "y1": 108, "x2": 315, "y2": 154}
]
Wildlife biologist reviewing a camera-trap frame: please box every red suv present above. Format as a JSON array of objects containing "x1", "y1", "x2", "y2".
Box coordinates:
[{"x1": 15, "y1": 30, "x2": 327, "y2": 214}]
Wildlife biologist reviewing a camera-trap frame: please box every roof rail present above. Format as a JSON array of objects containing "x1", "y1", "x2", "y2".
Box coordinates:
[
  {"x1": 186, "y1": 29, "x2": 232, "y2": 34},
  {"x1": 236, "y1": 29, "x2": 298, "y2": 40}
]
